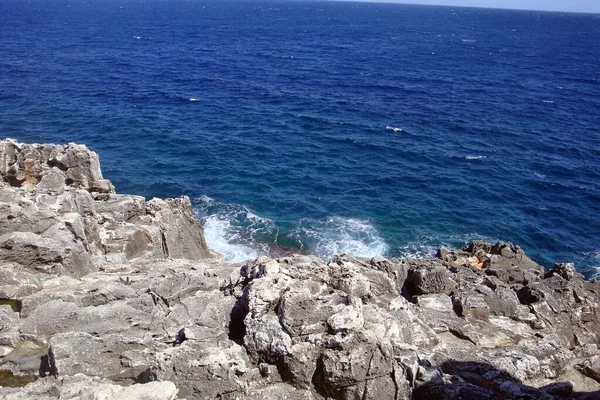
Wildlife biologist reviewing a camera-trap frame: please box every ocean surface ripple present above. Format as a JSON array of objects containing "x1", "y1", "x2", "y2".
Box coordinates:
[{"x1": 1, "y1": 0, "x2": 599, "y2": 275}]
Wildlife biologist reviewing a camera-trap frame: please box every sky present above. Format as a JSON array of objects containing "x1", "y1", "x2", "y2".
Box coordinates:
[{"x1": 342, "y1": 0, "x2": 600, "y2": 14}]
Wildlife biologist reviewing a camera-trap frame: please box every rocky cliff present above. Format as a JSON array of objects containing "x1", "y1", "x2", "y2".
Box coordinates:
[{"x1": 0, "y1": 139, "x2": 599, "y2": 400}]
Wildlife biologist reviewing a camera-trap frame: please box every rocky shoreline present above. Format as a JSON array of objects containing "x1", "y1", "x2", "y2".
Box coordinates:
[{"x1": 0, "y1": 138, "x2": 599, "y2": 399}]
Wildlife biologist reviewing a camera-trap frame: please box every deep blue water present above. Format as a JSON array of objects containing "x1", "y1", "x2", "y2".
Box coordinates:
[{"x1": 1, "y1": 0, "x2": 599, "y2": 275}]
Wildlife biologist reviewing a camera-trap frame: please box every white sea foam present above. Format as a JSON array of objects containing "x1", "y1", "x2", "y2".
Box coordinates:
[
  {"x1": 461, "y1": 39, "x2": 476, "y2": 43},
  {"x1": 245, "y1": 209, "x2": 273, "y2": 224},
  {"x1": 133, "y1": 36, "x2": 142, "y2": 40},
  {"x1": 395, "y1": 241, "x2": 438, "y2": 259},
  {"x1": 197, "y1": 195, "x2": 214, "y2": 205},
  {"x1": 294, "y1": 217, "x2": 388, "y2": 259},
  {"x1": 202, "y1": 215, "x2": 259, "y2": 263},
  {"x1": 465, "y1": 155, "x2": 486, "y2": 160},
  {"x1": 195, "y1": 197, "x2": 275, "y2": 263},
  {"x1": 584, "y1": 250, "x2": 600, "y2": 278},
  {"x1": 385, "y1": 126, "x2": 403, "y2": 133},
  {"x1": 534, "y1": 172, "x2": 546, "y2": 178},
  {"x1": 542, "y1": 100, "x2": 554, "y2": 104}
]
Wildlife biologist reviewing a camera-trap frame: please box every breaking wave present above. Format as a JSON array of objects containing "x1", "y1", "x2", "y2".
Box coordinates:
[
  {"x1": 385, "y1": 126, "x2": 403, "y2": 133},
  {"x1": 292, "y1": 217, "x2": 388, "y2": 260},
  {"x1": 582, "y1": 250, "x2": 600, "y2": 279},
  {"x1": 194, "y1": 196, "x2": 276, "y2": 263},
  {"x1": 194, "y1": 196, "x2": 389, "y2": 262},
  {"x1": 202, "y1": 215, "x2": 260, "y2": 262}
]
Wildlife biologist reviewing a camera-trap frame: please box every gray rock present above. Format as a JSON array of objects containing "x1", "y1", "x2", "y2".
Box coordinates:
[
  {"x1": 0, "y1": 374, "x2": 178, "y2": 400},
  {"x1": 93, "y1": 193, "x2": 146, "y2": 223},
  {"x1": 416, "y1": 293, "x2": 454, "y2": 313},
  {"x1": 481, "y1": 282, "x2": 522, "y2": 319},
  {"x1": 37, "y1": 167, "x2": 67, "y2": 192},
  {"x1": 0, "y1": 139, "x2": 114, "y2": 193},
  {"x1": 317, "y1": 340, "x2": 394, "y2": 397},
  {"x1": 278, "y1": 282, "x2": 345, "y2": 337},
  {"x1": 575, "y1": 356, "x2": 600, "y2": 383},
  {"x1": 369, "y1": 255, "x2": 408, "y2": 293},
  {"x1": 0, "y1": 263, "x2": 43, "y2": 298},
  {"x1": 546, "y1": 262, "x2": 582, "y2": 281},
  {"x1": 452, "y1": 292, "x2": 490, "y2": 320},
  {"x1": 406, "y1": 258, "x2": 448, "y2": 295},
  {"x1": 540, "y1": 380, "x2": 573, "y2": 395},
  {"x1": 243, "y1": 383, "x2": 315, "y2": 400},
  {"x1": 145, "y1": 196, "x2": 211, "y2": 260},
  {"x1": 0, "y1": 232, "x2": 65, "y2": 273},
  {"x1": 0, "y1": 143, "x2": 212, "y2": 276},
  {"x1": 2, "y1": 141, "x2": 600, "y2": 400}
]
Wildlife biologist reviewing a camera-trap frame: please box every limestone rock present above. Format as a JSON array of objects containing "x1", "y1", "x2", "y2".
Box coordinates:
[
  {"x1": 0, "y1": 140, "x2": 212, "y2": 275},
  {"x1": 0, "y1": 374, "x2": 178, "y2": 400},
  {"x1": 575, "y1": 356, "x2": 600, "y2": 383},
  {"x1": 452, "y1": 292, "x2": 490, "y2": 320},
  {"x1": 406, "y1": 258, "x2": 448, "y2": 295},
  {"x1": 145, "y1": 196, "x2": 211, "y2": 260},
  {"x1": 0, "y1": 139, "x2": 114, "y2": 193},
  {"x1": 2, "y1": 140, "x2": 600, "y2": 400},
  {"x1": 546, "y1": 262, "x2": 582, "y2": 281}
]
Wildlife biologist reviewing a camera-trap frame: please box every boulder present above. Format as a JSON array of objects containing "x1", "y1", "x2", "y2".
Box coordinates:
[{"x1": 406, "y1": 258, "x2": 448, "y2": 295}]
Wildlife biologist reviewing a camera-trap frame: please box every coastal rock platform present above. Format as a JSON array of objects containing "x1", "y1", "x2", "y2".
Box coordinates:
[{"x1": 0, "y1": 139, "x2": 599, "y2": 399}]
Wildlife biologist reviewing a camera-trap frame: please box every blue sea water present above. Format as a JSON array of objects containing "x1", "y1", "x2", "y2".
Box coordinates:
[{"x1": 1, "y1": 0, "x2": 599, "y2": 275}]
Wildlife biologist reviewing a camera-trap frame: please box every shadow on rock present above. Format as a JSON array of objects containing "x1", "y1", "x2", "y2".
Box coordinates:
[
  {"x1": 413, "y1": 359, "x2": 600, "y2": 400},
  {"x1": 38, "y1": 347, "x2": 58, "y2": 379}
]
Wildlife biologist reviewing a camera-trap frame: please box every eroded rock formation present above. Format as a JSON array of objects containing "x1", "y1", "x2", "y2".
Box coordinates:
[{"x1": 0, "y1": 139, "x2": 599, "y2": 399}]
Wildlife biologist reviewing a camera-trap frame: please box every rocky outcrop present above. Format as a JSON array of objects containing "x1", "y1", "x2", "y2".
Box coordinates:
[
  {"x1": 221, "y1": 249, "x2": 600, "y2": 399},
  {"x1": 1, "y1": 139, "x2": 599, "y2": 399},
  {"x1": 0, "y1": 139, "x2": 114, "y2": 193},
  {"x1": 0, "y1": 139, "x2": 212, "y2": 279}
]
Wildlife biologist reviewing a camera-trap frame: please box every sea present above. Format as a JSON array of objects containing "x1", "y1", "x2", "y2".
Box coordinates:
[{"x1": 1, "y1": 0, "x2": 599, "y2": 276}]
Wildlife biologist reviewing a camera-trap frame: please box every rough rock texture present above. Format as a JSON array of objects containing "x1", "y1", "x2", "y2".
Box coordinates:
[
  {"x1": 1, "y1": 140, "x2": 600, "y2": 399},
  {"x1": 0, "y1": 139, "x2": 212, "y2": 278},
  {"x1": 0, "y1": 139, "x2": 114, "y2": 193}
]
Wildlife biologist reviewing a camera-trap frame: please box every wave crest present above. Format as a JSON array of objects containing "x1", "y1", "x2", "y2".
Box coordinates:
[
  {"x1": 202, "y1": 215, "x2": 259, "y2": 262},
  {"x1": 385, "y1": 126, "x2": 403, "y2": 133},
  {"x1": 464, "y1": 155, "x2": 487, "y2": 160},
  {"x1": 195, "y1": 196, "x2": 389, "y2": 262},
  {"x1": 293, "y1": 217, "x2": 388, "y2": 259},
  {"x1": 194, "y1": 197, "x2": 275, "y2": 263}
]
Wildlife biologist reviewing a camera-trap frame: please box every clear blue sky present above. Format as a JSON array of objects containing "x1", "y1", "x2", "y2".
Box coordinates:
[{"x1": 342, "y1": 0, "x2": 600, "y2": 13}]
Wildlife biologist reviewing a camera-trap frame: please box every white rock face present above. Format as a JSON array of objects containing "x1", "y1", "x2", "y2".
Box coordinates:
[{"x1": 96, "y1": 381, "x2": 179, "y2": 400}]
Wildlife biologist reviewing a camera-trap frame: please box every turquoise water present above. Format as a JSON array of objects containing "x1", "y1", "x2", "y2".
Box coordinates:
[{"x1": 1, "y1": 0, "x2": 599, "y2": 275}]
